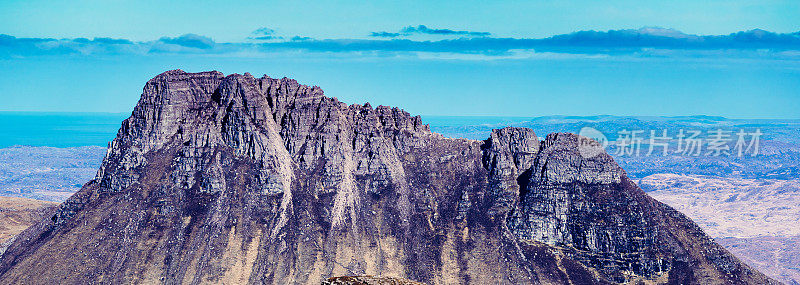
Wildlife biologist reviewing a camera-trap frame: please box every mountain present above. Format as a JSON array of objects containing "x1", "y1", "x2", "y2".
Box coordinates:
[{"x1": 0, "y1": 70, "x2": 775, "y2": 284}]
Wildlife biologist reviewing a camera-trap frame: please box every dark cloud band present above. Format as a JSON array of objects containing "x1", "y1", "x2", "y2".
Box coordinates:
[{"x1": 2, "y1": 28, "x2": 798, "y2": 58}]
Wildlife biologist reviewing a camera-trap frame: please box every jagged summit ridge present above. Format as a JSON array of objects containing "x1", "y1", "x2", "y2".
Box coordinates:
[
  {"x1": 97, "y1": 69, "x2": 433, "y2": 238},
  {"x1": 0, "y1": 70, "x2": 775, "y2": 284}
]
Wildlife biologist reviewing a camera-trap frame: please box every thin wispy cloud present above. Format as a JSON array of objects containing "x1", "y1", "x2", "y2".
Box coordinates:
[{"x1": 2, "y1": 27, "x2": 798, "y2": 59}]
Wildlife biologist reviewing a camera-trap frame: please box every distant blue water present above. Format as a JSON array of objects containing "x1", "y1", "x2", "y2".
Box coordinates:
[{"x1": 0, "y1": 112, "x2": 128, "y2": 148}]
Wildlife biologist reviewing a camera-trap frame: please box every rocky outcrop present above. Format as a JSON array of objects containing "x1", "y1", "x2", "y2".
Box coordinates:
[
  {"x1": 323, "y1": 276, "x2": 424, "y2": 285},
  {"x1": 0, "y1": 70, "x2": 776, "y2": 284}
]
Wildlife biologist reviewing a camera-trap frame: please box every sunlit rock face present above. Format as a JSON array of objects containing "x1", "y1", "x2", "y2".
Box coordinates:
[{"x1": 0, "y1": 70, "x2": 776, "y2": 284}]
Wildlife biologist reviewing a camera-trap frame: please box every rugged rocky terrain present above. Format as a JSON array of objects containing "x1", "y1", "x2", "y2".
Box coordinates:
[
  {"x1": 718, "y1": 236, "x2": 800, "y2": 285},
  {"x1": 323, "y1": 276, "x2": 423, "y2": 285},
  {"x1": 0, "y1": 70, "x2": 775, "y2": 284},
  {"x1": 641, "y1": 174, "x2": 800, "y2": 238},
  {"x1": 643, "y1": 174, "x2": 800, "y2": 284}
]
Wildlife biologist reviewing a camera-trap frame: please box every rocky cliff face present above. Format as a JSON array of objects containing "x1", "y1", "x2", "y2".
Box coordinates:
[{"x1": 0, "y1": 70, "x2": 775, "y2": 284}]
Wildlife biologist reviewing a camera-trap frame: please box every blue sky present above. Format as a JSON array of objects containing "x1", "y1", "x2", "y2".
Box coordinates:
[
  {"x1": 1, "y1": 0, "x2": 799, "y2": 118},
  {"x1": 3, "y1": 0, "x2": 799, "y2": 40}
]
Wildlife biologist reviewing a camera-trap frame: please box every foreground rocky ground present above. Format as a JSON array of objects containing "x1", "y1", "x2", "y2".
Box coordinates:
[{"x1": 323, "y1": 276, "x2": 424, "y2": 285}]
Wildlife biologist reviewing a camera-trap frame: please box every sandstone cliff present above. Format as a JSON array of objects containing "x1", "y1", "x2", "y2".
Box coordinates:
[{"x1": 0, "y1": 70, "x2": 775, "y2": 284}]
